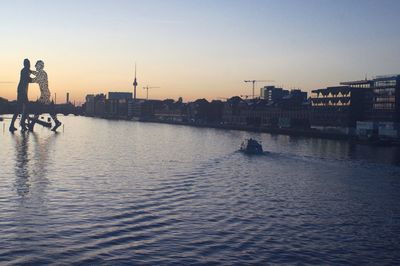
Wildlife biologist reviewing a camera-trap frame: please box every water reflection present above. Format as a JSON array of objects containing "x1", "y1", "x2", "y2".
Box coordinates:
[
  {"x1": 13, "y1": 133, "x2": 31, "y2": 199},
  {"x1": 297, "y1": 137, "x2": 400, "y2": 165},
  {"x1": 12, "y1": 132, "x2": 57, "y2": 202},
  {"x1": 2, "y1": 116, "x2": 400, "y2": 265},
  {"x1": 30, "y1": 132, "x2": 56, "y2": 204}
]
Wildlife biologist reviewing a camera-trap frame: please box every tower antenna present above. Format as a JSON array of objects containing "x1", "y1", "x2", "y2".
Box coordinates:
[{"x1": 133, "y1": 62, "x2": 138, "y2": 100}]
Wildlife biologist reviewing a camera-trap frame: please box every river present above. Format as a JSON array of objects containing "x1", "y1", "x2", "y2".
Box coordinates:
[{"x1": 1, "y1": 116, "x2": 400, "y2": 265}]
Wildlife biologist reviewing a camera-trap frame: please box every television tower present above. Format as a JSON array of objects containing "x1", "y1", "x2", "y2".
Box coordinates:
[{"x1": 133, "y1": 63, "x2": 138, "y2": 100}]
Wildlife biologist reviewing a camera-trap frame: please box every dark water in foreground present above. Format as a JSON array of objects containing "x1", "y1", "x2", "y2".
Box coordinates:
[{"x1": 1, "y1": 116, "x2": 400, "y2": 265}]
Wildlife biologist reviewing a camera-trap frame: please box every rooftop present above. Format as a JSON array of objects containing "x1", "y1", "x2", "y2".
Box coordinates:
[{"x1": 340, "y1": 80, "x2": 371, "y2": 86}]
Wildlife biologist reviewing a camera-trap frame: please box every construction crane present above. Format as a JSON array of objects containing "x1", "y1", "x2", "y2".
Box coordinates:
[
  {"x1": 244, "y1": 80, "x2": 274, "y2": 99},
  {"x1": 143, "y1": 86, "x2": 159, "y2": 100}
]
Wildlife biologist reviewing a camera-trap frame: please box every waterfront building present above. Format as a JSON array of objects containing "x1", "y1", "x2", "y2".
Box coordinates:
[
  {"x1": 85, "y1": 95, "x2": 95, "y2": 116},
  {"x1": 372, "y1": 75, "x2": 400, "y2": 122},
  {"x1": 105, "y1": 92, "x2": 132, "y2": 119},
  {"x1": 242, "y1": 106, "x2": 310, "y2": 128},
  {"x1": 260, "y1": 86, "x2": 289, "y2": 102},
  {"x1": 153, "y1": 99, "x2": 188, "y2": 123},
  {"x1": 310, "y1": 85, "x2": 371, "y2": 134},
  {"x1": 108, "y1": 92, "x2": 133, "y2": 101},
  {"x1": 81, "y1": 75, "x2": 399, "y2": 140},
  {"x1": 245, "y1": 97, "x2": 310, "y2": 128},
  {"x1": 340, "y1": 75, "x2": 400, "y2": 122},
  {"x1": 222, "y1": 96, "x2": 248, "y2": 125},
  {"x1": 222, "y1": 95, "x2": 309, "y2": 128},
  {"x1": 94, "y1": 94, "x2": 106, "y2": 117},
  {"x1": 105, "y1": 99, "x2": 129, "y2": 119},
  {"x1": 187, "y1": 99, "x2": 210, "y2": 124},
  {"x1": 128, "y1": 99, "x2": 163, "y2": 119},
  {"x1": 85, "y1": 94, "x2": 106, "y2": 117},
  {"x1": 274, "y1": 89, "x2": 308, "y2": 109},
  {"x1": 82, "y1": 92, "x2": 132, "y2": 119},
  {"x1": 154, "y1": 109, "x2": 186, "y2": 122},
  {"x1": 128, "y1": 99, "x2": 146, "y2": 119},
  {"x1": 289, "y1": 89, "x2": 308, "y2": 103},
  {"x1": 340, "y1": 75, "x2": 400, "y2": 138}
]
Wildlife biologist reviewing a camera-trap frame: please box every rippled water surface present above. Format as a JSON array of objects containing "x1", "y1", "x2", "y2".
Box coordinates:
[{"x1": 1, "y1": 116, "x2": 400, "y2": 265}]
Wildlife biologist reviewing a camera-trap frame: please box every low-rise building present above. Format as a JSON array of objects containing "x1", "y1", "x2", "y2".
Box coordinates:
[
  {"x1": 310, "y1": 85, "x2": 371, "y2": 134},
  {"x1": 108, "y1": 92, "x2": 133, "y2": 101},
  {"x1": 260, "y1": 86, "x2": 289, "y2": 102},
  {"x1": 85, "y1": 94, "x2": 106, "y2": 117}
]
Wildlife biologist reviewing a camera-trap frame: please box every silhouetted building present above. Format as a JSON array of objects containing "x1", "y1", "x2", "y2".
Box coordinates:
[
  {"x1": 222, "y1": 96, "x2": 248, "y2": 125},
  {"x1": 341, "y1": 75, "x2": 400, "y2": 123},
  {"x1": 260, "y1": 86, "x2": 289, "y2": 102},
  {"x1": 94, "y1": 94, "x2": 106, "y2": 116},
  {"x1": 273, "y1": 89, "x2": 309, "y2": 109},
  {"x1": 85, "y1": 95, "x2": 95, "y2": 115},
  {"x1": 127, "y1": 99, "x2": 163, "y2": 119},
  {"x1": 108, "y1": 92, "x2": 133, "y2": 101},
  {"x1": 82, "y1": 75, "x2": 399, "y2": 139},
  {"x1": 289, "y1": 89, "x2": 308, "y2": 103},
  {"x1": 153, "y1": 99, "x2": 188, "y2": 122},
  {"x1": 244, "y1": 96, "x2": 310, "y2": 128},
  {"x1": 340, "y1": 75, "x2": 400, "y2": 138},
  {"x1": 128, "y1": 99, "x2": 145, "y2": 119},
  {"x1": 85, "y1": 94, "x2": 106, "y2": 117},
  {"x1": 187, "y1": 99, "x2": 209, "y2": 123},
  {"x1": 310, "y1": 85, "x2": 371, "y2": 134}
]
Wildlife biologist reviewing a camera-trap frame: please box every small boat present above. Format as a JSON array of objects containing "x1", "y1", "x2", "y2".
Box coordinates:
[{"x1": 240, "y1": 138, "x2": 264, "y2": 154}]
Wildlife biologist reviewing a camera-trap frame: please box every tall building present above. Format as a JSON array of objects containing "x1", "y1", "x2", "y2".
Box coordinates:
[
  {"x1": 341, "y1": 74, "x2": 400, "y2": 123},
  {"x1": 372, "y1": 75, "x2": 399, "y2": 122}
]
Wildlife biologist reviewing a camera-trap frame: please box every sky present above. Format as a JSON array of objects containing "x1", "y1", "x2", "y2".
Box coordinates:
[{"x1": 0, "y1": 0, "x2": 400, "y2": 103}]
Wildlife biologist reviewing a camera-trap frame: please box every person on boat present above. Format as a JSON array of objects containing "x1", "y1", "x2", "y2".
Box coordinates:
[{"x1": 29, "y1": 60, "x2": 62, "y2": 132}]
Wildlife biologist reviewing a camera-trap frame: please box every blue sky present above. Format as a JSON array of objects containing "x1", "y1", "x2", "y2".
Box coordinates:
[{"x1": 1, "y1": 0, "x2": 399, "y2": 102}]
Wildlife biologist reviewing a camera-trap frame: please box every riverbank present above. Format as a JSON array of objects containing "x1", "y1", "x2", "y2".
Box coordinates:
[
  {"x1": 80, "y1": 114, "x2": 400, "y2": 146},
  {"x1": 134, "y1": 118, "x2": 400, "y2": 146},
  {"x1": 139, "y1": 118, "x2": 347, "y2": 139},
  {"x1": 3, "y1": 113, "x2": 398, "y2": 146}
]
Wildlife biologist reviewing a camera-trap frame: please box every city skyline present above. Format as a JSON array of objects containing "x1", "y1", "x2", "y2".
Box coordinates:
[{"x1": 1, "y1": 0, "x2": 400, "y2": 103}]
